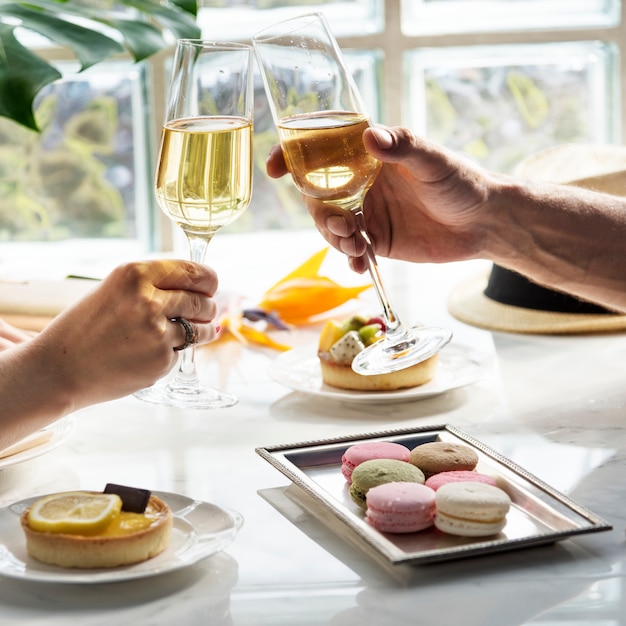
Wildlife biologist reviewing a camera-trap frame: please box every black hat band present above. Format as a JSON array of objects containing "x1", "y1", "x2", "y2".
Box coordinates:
[{"x1": 484, "y1": 264, "x2": 613, "y2": 314}]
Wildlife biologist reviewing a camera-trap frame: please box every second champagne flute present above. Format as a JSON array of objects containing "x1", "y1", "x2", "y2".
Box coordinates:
[
  {"x1": 253, "y1": 13, "x2": 452, "y2": 375},
  {"x1": 135, "y1": 40, "x2": 253, "y2": 409}
]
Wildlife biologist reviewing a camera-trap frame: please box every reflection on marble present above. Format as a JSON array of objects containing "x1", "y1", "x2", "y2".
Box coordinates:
[
  {"x1": 0, "y1": 552, "x2": 238, "y2": 625},
  {"x1": 1, "y1": 237, "x2": 626, "y2": 624},
  {"x1": 259, "y1": 485, "x2": 617, "y2": 626}
]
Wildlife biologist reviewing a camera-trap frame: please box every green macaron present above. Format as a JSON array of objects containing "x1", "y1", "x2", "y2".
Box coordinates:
[{"x1": 349, "y1": 458, "x2": 425, "y2": 508}]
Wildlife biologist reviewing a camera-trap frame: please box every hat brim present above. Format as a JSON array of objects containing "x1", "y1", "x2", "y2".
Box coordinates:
[{"x1": 448, "y1": 270, "x2": 626, "y2": 335}]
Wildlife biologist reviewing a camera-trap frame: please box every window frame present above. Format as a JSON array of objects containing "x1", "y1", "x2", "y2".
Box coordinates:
[
  {"x1": 337, "y1": 0, "x2": 625, "y2": 135},
  {"x1": 20, "y1": 0, "x2": 626, "y2": 254}
]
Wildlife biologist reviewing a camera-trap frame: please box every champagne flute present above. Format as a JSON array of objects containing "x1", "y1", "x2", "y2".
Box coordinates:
[
  {"x1": 135, "y1": 40, "x2": 254, "y2": 408},
  {"x1": 253, "y1": 13, "x2": 452, "y2": 375}
]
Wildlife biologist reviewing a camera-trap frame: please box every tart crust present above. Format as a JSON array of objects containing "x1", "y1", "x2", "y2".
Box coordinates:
[
  {"x1": 20, "y1": 493, "x2": 173, "y2": 569},
  {"x1": 319, "y1": 351, "x2": 438, "y2": 391}
]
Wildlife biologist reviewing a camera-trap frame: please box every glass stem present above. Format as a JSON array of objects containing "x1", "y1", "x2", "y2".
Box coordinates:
[
  {"x1": 352, "y1": 207, "x2": 411, "y2": 347},
  {"x1": 169, "y1": 233, "x2": 212, "y2": 391}
]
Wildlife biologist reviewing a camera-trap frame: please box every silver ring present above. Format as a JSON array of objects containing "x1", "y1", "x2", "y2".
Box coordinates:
[{"x1": 171, "y1": 317, "x2": 198, "y2": 351}]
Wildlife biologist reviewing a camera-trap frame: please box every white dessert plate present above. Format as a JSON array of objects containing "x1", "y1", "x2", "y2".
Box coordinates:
[
  {"x1": 269, "y1": 342, "x2": 494, "y2": 403},
  {"x1": 0, "y1": 417, "x2": 74, "y2": 471},
  {"x1": 0, "y1": 491, "x2": 243, "y2": 583}
]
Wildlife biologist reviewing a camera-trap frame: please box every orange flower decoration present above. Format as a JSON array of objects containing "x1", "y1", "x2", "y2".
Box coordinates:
[
  {"x1": 216, "y1": 248, "x2": 372, "y2": 351},
  {"x1": 257, "y1": 247, "x2": 371, "y2": 325}
]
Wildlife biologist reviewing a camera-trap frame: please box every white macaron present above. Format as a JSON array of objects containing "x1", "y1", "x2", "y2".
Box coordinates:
[{"x1": 434, "y1": 481, "x2": 511, "y2": 537}]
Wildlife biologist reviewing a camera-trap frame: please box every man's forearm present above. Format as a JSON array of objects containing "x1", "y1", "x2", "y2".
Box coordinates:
[{"x1": 485, "y1": 177, "x2": 626, "y2": 312}]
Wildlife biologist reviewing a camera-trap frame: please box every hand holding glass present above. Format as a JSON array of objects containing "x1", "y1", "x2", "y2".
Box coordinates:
[
  {"x1": 253, "y1": 13, "x2": 452, "y2": 375},
  {"x1": 135, "y1": 40, "x2": 253, "y2": 408}
]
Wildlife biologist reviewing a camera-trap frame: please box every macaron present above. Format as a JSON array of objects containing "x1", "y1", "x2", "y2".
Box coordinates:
[
  {"x1": 349, "y1": 458, "x2": 425, "y2": 508},
  {"x1": 409, "y1": 441, "x2": 479, "y2": 477},
  {"x1": 425, "y1": 470, "x2": 496, "y2": 492},
  {"x1": 365, "y1": 481, "x2": 436, "y2": 533},
  {"x1": 434, "y1": 481, "x2": 511, "y2": 537},
  {"x1": 341, "y1": 441, "x2": 411, "y2": 483}
]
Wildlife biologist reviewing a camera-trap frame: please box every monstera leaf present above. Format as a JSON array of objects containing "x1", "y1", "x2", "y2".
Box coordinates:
[{"x1": 0, "y1": 0, "x2": 200, "y2": 130}]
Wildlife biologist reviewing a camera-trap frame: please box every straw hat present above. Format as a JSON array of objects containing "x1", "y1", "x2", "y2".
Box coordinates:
[{"x1": 448, "y1": 144, "x2": 626, "y2": 334}]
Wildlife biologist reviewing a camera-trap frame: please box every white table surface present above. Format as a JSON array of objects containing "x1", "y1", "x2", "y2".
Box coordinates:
[{"x1": 1, "y1": 230, "x2": 625, "y2": 625}]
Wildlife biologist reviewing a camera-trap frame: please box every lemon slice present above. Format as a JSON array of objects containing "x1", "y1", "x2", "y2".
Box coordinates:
[{"x1": 27, "y1": 492, "x2": 122, "y2": 535}]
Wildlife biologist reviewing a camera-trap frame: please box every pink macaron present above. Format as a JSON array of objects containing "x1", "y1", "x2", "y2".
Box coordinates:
[
  {"x1": 341, "y1": 441, "x2": 410, "y2": 484},
  {"x1": 365, "y1": 481, "x2": 436, "y2": 533},
  {"x1": 425, "y1": 470, "x2": 497, "y2": 492}
]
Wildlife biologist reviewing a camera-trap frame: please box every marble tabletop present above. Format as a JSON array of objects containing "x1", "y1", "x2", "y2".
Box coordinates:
[{"x1": 1, "y1": 230, "x2": 625, "y2": 625}]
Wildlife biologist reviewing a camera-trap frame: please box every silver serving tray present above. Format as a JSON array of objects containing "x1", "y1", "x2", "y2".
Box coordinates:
[{"x1": 256, "y1": 425, "x2": 612, "y2": 565}]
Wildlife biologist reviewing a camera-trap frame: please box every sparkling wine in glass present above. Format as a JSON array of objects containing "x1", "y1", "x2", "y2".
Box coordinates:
[
  {"x1": 135, "y1": 40, "x2": 253, "y2": 408},
  {"x1": 253, "y1": 13, "x2": 452, "y2": 375}
]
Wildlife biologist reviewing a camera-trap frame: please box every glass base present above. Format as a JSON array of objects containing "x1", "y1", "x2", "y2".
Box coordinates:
[
  {"x1": 134, "y1": 380, "x2": 238, "y2": 409},
  {"x1": 352, "y1": 325, "x2": 453, "y2": 375}
]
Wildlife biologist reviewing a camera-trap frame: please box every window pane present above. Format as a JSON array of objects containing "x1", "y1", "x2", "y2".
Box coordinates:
[
  {"x1": 0, "y1": 61, "x2": 152, "y2": 246},
  {"x1": 199, "y1": 0, "x2": 384, "y2": 40},
  {"x1": 401, "y1": 0, "x2": 620, "y2": 35},
  {"x1": 404, "y1": 42, "x2": 618, "y2": 173}
]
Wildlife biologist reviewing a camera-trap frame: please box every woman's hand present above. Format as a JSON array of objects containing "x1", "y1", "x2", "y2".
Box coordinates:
[{"x1": 14, "y1": 259, "x2": 220, "y2": 416}]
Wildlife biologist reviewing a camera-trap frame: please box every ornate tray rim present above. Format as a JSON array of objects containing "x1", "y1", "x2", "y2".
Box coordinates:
[{"x1": 256, "y1": 424, "x2": 612, "y2": 565}]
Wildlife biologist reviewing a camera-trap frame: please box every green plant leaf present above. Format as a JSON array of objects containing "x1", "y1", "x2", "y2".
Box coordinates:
[
  {"x1": 107, "y1": 18, "x2": 166, "y2": 61},
  {"x1": 170, "y1": 0, "x2": 198, "y2": 16},
  {"x1": 0, "y1": 0, "x2": 200, "y2": 129},
  {"x1": 1, "y1": 3, "x2": 124, "y2": 70},
  {"x1": 122, "y1": 0, "x2": 201, "y2": 40},
  {"x1": 0, "y1": 23, "x2": 62, "y2": 131}
]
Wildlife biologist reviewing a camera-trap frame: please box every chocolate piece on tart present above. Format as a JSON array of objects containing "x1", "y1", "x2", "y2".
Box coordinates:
[{"x1": 104, "y1": 483, "x2": 151, "y2": 513}]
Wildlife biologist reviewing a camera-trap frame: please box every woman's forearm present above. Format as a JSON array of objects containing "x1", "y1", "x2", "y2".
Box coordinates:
[
  {"x1": 0, "y1": 259, "x2": 220, "y2": 452},
  {"x1": 0, "y1": 341, "x2": 75, "y2": 451}
]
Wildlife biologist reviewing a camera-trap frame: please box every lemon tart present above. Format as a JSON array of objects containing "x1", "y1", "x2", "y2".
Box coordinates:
[{"x1": 20, "y1": 489, "x2": 173, "y2": 569}]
